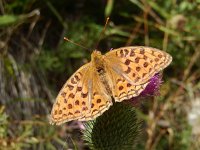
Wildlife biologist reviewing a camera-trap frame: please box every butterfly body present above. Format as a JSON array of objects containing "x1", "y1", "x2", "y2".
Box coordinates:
[
  {"x1": 91, "y1": 50, "x2": 113, "y2": 95},
  {"x1": 91, "y1": 50, "x2": 104, "y2": 66},
  {"x1": 50, "y1": 46, "x2": 172, "y2": 125}
]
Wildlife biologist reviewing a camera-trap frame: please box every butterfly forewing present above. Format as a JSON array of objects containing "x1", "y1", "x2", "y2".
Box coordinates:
[
  {"x1": 105, "y1": 46, "x2": 172, "y2": 101},
  {"x1": 105, "y1": 46, "x2": 172, "y2": 85},
  {"x1": 50, "y1": 63, "x2": 89, "y2": 124}
]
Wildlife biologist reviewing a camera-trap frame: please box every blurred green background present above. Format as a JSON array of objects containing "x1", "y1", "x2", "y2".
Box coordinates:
[{"x1": 0, "y1": 0, "x2": 200, "y2": 149}]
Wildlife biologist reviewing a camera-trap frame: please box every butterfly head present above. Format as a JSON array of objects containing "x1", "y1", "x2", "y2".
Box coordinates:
[
  {"x1": 91, "y1": 50, "x2": 103, "y2": 60},
  {"x1": 91, "y1": 50, "x2": 102, "y2": 56},
  {"x1": 91, "y1": 50, "x2": 105, "y2": 68}
]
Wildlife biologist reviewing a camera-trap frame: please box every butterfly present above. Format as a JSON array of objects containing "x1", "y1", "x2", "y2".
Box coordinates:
[{"x1": 50, "y1": 46, "x2": 172, "y2": 125}]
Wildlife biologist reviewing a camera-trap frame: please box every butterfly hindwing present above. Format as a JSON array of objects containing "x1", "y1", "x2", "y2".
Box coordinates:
[
  {"x1": 104, "y1": 64, "x2": 150, "y2": 102},
  {"x1": 78, "y1": 68, "x2": 113, "y2": 121},
  {"x1": 113, "y1": 75, "x2": 149, "y2": 102}
]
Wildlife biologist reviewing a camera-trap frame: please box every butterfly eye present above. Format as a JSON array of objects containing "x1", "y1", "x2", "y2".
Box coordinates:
[{"x1": 97, "y1": 68, "x2": 104, "y2": 74}]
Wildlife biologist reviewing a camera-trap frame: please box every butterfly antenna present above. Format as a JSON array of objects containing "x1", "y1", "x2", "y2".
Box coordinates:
[
  {"x1": 64, "y1": 37, "x2": 90, "y2": 51},
  {"x1": 95, "y1": 17, "x2": 110, "y2": 49}
]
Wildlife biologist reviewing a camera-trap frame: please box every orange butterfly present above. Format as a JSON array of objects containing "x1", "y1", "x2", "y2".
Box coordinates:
[{"x1": 50, "y1": 46, "x2": 172, "y2": 125}]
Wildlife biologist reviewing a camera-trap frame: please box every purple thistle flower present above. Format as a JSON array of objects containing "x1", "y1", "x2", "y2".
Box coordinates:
[
  {"x1": 128, "y1": 73, "x2": 162, "y2": 105},
  {"x1": 140, "y1": 73, "x2": 162, "y2": 97}
]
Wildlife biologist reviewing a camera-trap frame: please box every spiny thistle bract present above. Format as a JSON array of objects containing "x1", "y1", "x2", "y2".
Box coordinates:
[{"x1": 83, "y1": 102, "x2": 140, "y2": 150}]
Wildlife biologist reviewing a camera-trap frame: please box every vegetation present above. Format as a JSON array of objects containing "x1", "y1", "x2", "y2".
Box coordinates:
[{"x1": 0, "y1": 0, "x2": 200, "y2": 149}]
